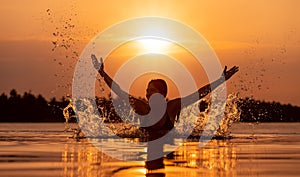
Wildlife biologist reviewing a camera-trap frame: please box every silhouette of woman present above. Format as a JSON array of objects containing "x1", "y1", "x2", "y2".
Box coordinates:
[{"x1": 91, "y1": 54, "x2": 238, "y2": 172}]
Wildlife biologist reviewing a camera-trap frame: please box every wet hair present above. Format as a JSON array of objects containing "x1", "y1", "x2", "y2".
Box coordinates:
[{"x1": 148, "y1": 79, "x2": 168, "y2": 97}]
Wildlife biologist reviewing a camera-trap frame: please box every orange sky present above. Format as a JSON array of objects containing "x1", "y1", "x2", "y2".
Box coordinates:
[{"x1": 0, "y1": 0, "x2": 299, "y2": 105}]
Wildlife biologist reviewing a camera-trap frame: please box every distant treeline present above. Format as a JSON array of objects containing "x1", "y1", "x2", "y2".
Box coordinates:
[
  {"x1": 0, "y1": 89, "x2": 300, "y2": 122},
  {"x1": 238, "y1": 98, "x2": 300, "y2": 122},
  {"x1": 0, "y1": 89, "x2": 68, "y2": 122}
]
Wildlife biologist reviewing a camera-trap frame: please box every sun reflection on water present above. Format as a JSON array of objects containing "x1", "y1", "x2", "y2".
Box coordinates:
[
  {"x1": 172, "y1": 140, "x2": 237, "y2": 177},
  {"x1": 60, "y1": 139, "x2": 237, "y2": 177},
  {"x1": 61, "y1": 140, "x2": 119, "y2": 177}
]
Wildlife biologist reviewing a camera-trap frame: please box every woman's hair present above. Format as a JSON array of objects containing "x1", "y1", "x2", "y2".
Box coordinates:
[{"x1": 148, "y1": 79, "x2": 168, "y2": 97}]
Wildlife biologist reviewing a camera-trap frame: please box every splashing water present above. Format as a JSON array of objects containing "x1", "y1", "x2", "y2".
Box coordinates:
[
  {"x1": 63, "y1": 98, "x2": 83, "y2": 139},
  {"x1": 175, "y1": 93, "x2": 240, "y2": 138},
  {"x1": 72, "y1": 97, "x2": 148, "y2": 139},
  {"x1": 63, "y1": 93, "x2": 240, "y2": 140}
]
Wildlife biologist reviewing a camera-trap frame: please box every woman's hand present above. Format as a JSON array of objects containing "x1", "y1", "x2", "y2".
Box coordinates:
[
  {"x1": 222, "y1": 66, "x2": 239, "y2": 80},
  {"x1": 91, "y1": 54, "x2": 104, "y2": 76}
]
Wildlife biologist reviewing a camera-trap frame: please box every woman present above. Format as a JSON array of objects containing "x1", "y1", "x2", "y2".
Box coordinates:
[{"x1": 91, "y1": 54, "x2": 239, "y2": 170}]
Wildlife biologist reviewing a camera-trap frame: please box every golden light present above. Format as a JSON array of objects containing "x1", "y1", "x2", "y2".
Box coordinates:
[{"x1": 137, "y1": 38, "x2": 171, "y2": 54}]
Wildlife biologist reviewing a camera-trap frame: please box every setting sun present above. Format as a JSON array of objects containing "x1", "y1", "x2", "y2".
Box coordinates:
[{"x1": 137, "y1": 38, "x2": 171, "y2": 54}]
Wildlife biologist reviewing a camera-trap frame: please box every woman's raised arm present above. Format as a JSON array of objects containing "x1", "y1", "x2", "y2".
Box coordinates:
[
  {"x1": 168, "y1": 66, "x2": 239, "y2": 113},
  {"x1": 91, "y1": 54, "x2": 148, "y2": 115}
]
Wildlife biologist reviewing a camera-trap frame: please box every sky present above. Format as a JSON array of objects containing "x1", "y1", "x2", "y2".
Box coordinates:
[{"x1": 0, "y1": 0, "x2": 299, "y2": 105}]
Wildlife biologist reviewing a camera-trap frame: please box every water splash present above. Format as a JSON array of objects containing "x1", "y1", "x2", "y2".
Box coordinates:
[
  {"x1": 175, "y1": 93, "x2": 240, "y2": 138},
  {"x1": 63, "y1": 93, "x2": 240, "y2": 140},
  {"x1": 72, "y1": 97, "x2": 148, "y2": 139},
  {"x1": 63, "y1": 97, "x2": 83, "y2": 140}
]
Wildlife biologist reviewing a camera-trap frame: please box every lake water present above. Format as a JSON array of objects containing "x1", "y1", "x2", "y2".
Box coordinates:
[{"x1": 0, "y1": 122, "x2": 300, "y2": 177}]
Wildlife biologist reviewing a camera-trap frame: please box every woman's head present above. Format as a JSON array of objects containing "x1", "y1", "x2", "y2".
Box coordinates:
[{"x1": 146, "y1": 79, "x2": 168, "y2": 100}]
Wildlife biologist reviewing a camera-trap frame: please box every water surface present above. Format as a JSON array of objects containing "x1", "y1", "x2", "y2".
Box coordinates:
[{"x1": 0, "y1": 123, "x2": 300, "y2": 177}]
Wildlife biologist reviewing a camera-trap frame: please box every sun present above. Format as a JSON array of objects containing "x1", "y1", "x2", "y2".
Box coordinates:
[{"x1": 137, "y1": 38, "x2": 171, "y2": 54}]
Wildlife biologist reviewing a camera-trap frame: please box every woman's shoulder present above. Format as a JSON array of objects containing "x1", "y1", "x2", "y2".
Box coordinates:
[{"x1": 166, "y1": 98, "x2": 181, "y2": 118}]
